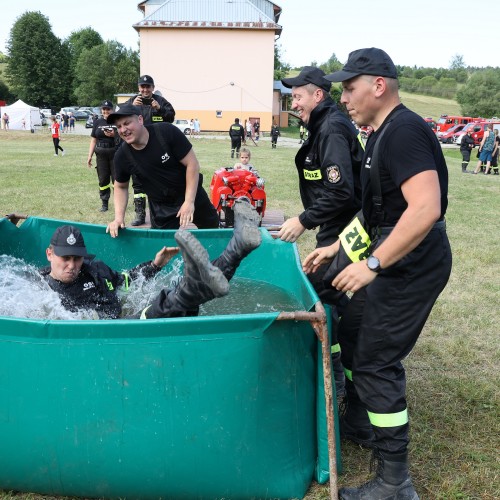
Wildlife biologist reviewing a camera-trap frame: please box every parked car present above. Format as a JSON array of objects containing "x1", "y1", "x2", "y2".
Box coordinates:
[
  {"x1": 439, "y1": 124, "x2": 466, "y2": 144},
  {"x1": 85, "y1": 114, "x2": 98, "y2": 129},
  {"x1": 72, "y1": 110, "x2": 91, "y2": 121},
  {"x1": 172, "y1": 119, "x2": 192, "y2": 135}
]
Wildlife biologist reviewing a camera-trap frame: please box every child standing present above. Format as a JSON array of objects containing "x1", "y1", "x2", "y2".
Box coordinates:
[{"x1": 50, "y1": 116, "x2": 65, "y2": 156}]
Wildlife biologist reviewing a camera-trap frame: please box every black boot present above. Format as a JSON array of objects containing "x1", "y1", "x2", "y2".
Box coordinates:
[
  {"x1": 461, "y1": 162, "x2": 469, "y2": 173},
  {"x1": 340, "y1": 379, "x2": 375, "y2": 447},
  {"x1": 231, "y1": 149, "x2": 235, "y2": 158},
  {"x1": 131, "y1": 197, "x2": 146, "y2": 226},
  {"x1": 142, "y1": 230, "x2": 229, "y2": 319},
  {"x1": 332, "y1": 351, "x2": 346, "y2": 399},
  {"x1": 211, "y1": 200, "x2": 261, "y2": 281},
  {"x1": 339, "y1": 450, "x2": 419, "y2": 500},
  {"x1": 99, "y1": 200, "x2": 109, "y2": 212}
]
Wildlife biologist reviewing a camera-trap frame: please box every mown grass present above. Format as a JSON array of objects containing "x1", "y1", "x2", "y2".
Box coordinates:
[{"x1": 0, "y1": 130, "x2": 498, "y2": 499}]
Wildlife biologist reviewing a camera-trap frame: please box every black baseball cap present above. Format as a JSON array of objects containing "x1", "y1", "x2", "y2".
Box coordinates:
[
  {"x1": 325, "y1": 48, "x2": 398, "y2": 82},
  {"x1": 138, "y1": 74, "x2": 154, "y2": 85},
  {"x1": 281, "y1": 66, "x2": 331, "y2": 92},
  {"x1": 107, "y1": 103, "x2": 141, "y2": 124},
  {"x1": 101, "y1": 100, "x2": 113, "y2": 109},
  {"x1": 50, "y1": 225, "x2": 88, "y2": 257}
]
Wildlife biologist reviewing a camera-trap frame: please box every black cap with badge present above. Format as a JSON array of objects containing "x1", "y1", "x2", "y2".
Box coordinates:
[
  {"x1": 50, "y1": 225, "x2": 88, "y2": 257},
  {"x1": 101, "y1": 100, "x2": 114, "y2": 109},
  {"x1": 107, "y1": 103, "x2": 142, "y2": 124},
  {"x1": 138, "y1": 74, "x2": 155, "y2": 85},
  {"x1": 324, "y1": 47, "x2": 398, "y2": 82},
  {"x1": 281, "y1": 66, "x2": 332, "y2": 92}
]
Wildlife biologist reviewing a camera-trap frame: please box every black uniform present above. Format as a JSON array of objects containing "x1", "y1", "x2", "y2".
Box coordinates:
[
  {"x1": 338, "y1": 105, "x2": 452, "y2": 455},
  {"x1": 229, "y1": 121, "x2": 245, "y2": 157},
  {"x1": 40, "y1": 257, "x2": 160, "y2": 319},
  {"x1": 460, "y1": 133, "x2": 475, "y2": 163},
  {"x1": 270, "y1": 125, "x2": 280, "y2": 148},
  {"x1": 91, "y1": 117, "x2": 117, "y2": 203},
  {"x1": 114, "y1": 123, "x2": 218, "y2": 229},
  {"x1": 125, "y1": 94, "x2": 176, "y2": 199},
  {"x1": 296, "y1": 98, "x2": 363, "y2": 248}
]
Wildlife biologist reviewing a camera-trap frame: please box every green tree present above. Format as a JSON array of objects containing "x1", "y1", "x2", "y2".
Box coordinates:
[
  {"x1": 73, "y1": 41, "x2": 139, "y2": 104},
  {"x1": 457, "y1": 69, "x2": 500, "y2": 117},
  {"x1": 274, "y1": 44, "x2": 291, "y2": 81},
  {"x1": 320, "y1": 53, "x2": 342, "y2": 75},
  {"x1": 6, "y1": 11, "x2": 71, "y2": 107}
]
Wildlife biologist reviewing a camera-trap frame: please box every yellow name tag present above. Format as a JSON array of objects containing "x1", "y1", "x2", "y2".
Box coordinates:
[
  {"x1": 339, "y1": 217, "x2": 371, "y2": 263},
  {"x1": 152, "y1": 116, "x2": 164, "y2": 122},
  {"x1": 303, "y1": 169, "x2": 322, "y2": 180}
]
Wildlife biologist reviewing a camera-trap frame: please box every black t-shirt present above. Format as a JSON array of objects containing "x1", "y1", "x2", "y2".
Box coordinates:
[
  {"x1": 114, "y1": 123, "x2": 192, "y2": 202},
  {"x1": 362, "y1": 105, "x2": 448, "y2": 227}
]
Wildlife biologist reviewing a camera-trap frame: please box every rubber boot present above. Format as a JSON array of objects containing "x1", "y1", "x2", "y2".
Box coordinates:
[
  {"x1": 461, "y1": 162, "x2": 468, "y2": 173},
  {"x1": 339, "y1": 450, "x2": 419, "y2": 500},
  {"x1": 141, "y1": 230, "x2": 229, "y2": 319},
  {"x1": 231, "y1": 149, "x2": 235, "y2": 158},
  {"x1": 340, "y1": 379, "x2": 375, "y2": 447},
  {"x1": 211, "y1": 199, "x2": 261, "y2": 281},
  {"x1": 99, "y1": 200, "x2": 109, "y2": 212},
  {"x1": 131, "y1": 197, "x2": 146, "y2": 226},
  {"x1": 493, "y1": 168, "x2": 499, "y2": 175}
]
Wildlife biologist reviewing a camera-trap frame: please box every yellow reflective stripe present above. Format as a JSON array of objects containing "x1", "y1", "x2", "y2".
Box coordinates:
[
  {"x1": 368, "y1": 409, "x2": 408, "y2": 428},
  {"x1": 331, "y1": 343, "x2": 341, "y2": 354},
  {"x1": 140, "y1": 305, "x2": 151, "y2": 320},
  {"x1": 303, "y1": 169, "x2": 322, "y2": 180},
  {"x1": 339, "y1": 216, "x2": 371, "y2": 263},
  {"x1": 99, "y1": 183, "x2": 112, "y2": 191},
  {"x1": 152, "y1": 116, "x2": 164, "y2": 122},
  {"x1": 344, "y1": 368, "x2": 353, "y2": 381},
  {"x1": 357, "y1": 132, "x2": 365, "y2": 150},
  {"x1": 133, "y1": 193, "x2": 147, "y2": 199},
  {"x1": 121, "y1": 272, "x2": 130, "y2": 291}
]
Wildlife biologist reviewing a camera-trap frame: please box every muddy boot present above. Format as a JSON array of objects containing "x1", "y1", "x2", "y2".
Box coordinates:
[
  {"x1": 339, "y1": 450, "x2": 419, "y2": 500},
  {"x1": 99, "y1": 200, "x2": 109, "y2": 212},
  {"x1": 340, "y1": 380, "x2": 375, "y2": 448},
  {"x1": 141, "y1": 230, "x2": 229, "y2": 319},
  {"x1": 211, "y1": 199, "x2": 261, "y2": 281},
  {"x1": 131, "y1": 197, "x2": 146, "y2": 226}
]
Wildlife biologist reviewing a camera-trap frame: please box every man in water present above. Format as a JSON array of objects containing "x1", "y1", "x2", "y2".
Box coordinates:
[{"x1": 40, "y1": 200, "x2": 261, "y2": 319}]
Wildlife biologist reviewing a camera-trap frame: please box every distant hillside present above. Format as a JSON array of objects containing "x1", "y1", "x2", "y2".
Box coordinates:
[{"x1": 399, "y1": 91, "x2": 461, "y2": 120}]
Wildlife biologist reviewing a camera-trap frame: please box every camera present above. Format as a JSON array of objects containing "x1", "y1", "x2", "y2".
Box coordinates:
[{"x1": 140, "y1": 97, "x2": 152, "y2": 106}]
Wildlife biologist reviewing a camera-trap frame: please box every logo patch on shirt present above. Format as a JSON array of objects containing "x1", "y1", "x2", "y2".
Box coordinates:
[
  {"x1": 83, "y1": 281, "x2": 96, "y2": 291},
  {"x1": 326, "y1": 165, "x2": 341, "y2": 183},
  {"x1": 364, "y1": 156, "x2": 372, "y2": 169},
  {"x1": 161, "y1": 152, "x2": 170, "y2": 163}
]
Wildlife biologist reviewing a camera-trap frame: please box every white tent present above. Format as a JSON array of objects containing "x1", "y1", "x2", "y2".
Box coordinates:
[{"x1": 1, "y1": 99, "x2": 41, "y2": 131}]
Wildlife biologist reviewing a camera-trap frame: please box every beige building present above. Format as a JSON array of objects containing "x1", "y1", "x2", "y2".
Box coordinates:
[{"x1": 132, "y1": 0, "x2": 282, "y2": 132}]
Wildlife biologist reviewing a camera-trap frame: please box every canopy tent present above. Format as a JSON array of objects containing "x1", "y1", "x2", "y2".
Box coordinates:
[{"x1": 1, "y1": 99, "x2": 41, "y2": 130}]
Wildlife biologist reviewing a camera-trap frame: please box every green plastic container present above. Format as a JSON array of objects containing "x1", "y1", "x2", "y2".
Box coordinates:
[{"x1": 0, "y1": 217, "x2": 339, "y2": 499}]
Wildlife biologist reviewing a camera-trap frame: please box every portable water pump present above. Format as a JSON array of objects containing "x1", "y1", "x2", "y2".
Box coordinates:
[{"x1": 209, "y1": 167, "x2": 266, "y2": 227}]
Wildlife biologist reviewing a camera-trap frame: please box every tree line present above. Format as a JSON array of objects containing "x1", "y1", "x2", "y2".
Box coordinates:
[
  {"x1": 275, "y1": 50, "x2": 500, "y2": 118},
  {"x1": 0, "y1": 11, "x2": 139, "y2": 109}
]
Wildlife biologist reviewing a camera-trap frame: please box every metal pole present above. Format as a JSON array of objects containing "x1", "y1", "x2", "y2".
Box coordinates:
[{"x1": 277, "y1": 301, "x2": 338, "y2": 500}]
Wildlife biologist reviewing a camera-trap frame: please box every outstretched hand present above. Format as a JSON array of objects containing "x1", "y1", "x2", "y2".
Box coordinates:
[
  {"x1": 302, "y1": 241, "x2": 340, "y2": 275},
  {"x1": 153, "y1": 246, "x2": 180, "y2": 268},
  {"x1": 106, "y1": 220, "x2": 125, "y2": 238},
  {"x1": 177, "y1": 201, "x2": 195, "y2": 228}
]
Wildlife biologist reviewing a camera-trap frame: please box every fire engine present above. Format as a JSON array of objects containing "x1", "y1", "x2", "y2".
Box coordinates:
[
  {"x1": 436, "y1": 115, "x2": 476, "y2": 134},
  {"x1": 209, "y1": 166, "x2": 266, "y2": 227}
]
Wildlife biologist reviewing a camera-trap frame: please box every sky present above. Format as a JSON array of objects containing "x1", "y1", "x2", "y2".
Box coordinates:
[{"x1": 1, "y1": 1, "x2": 499, "y2": 69}]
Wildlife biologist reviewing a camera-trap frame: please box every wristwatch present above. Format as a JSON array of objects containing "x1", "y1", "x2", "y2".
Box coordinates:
[{"x1": 366, "y1": 255, "x2": 382, "y2": 273}]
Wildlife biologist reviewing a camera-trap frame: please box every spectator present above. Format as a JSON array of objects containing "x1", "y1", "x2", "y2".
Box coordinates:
[
  {"x1": 50, "y1": 116, "x2": 65, "y2": 157},
  {"x1": 473, "y1": 123, "x2": 495, "y2": 174},
  {"x1": 459, "y1": 129, "x2": 475, "y2": 173},
  {"x1": 270, "y1": 123, "x2": 280, "y2": 149},
  {"x1": 229, "y1": 118, "x2": 245, "y2": 158}
]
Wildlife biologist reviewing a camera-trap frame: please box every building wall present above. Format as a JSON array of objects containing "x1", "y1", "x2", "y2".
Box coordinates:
[{"x1": 138, "y1": 28, "x2": 275, "y2": 131}]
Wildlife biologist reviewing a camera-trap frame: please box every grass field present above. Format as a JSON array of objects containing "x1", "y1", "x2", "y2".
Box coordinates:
[{"x1": 0, "y1": 128, "x2": 498, "y2": 499}]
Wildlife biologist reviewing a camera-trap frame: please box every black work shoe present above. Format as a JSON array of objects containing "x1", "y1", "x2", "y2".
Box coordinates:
[
  {"x1": 340, "y1": 416, "x2": 375, "y2": 448},
  {"x1": 99, "y1": 203, "x2": 108, "y2": 212}
]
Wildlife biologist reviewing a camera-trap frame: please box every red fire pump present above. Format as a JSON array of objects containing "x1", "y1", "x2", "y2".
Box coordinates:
[{"x1": 209, "y1": 167, "x2": 266, "y2": 227}]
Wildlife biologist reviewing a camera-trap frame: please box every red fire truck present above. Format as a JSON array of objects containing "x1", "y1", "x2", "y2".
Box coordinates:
[{"x1": 436, "y1": 115, "x2": 477, "y2": 134}]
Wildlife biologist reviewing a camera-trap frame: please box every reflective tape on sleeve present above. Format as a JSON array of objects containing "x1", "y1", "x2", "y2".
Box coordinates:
[
  {"x1": 368, "y1": 408, "x2": 408, "y2": 428},
  {"x1": 331, "y1": 343, "x2": 341, "y2": 354},
  {"x1": 121, "y1": 272, "x2": 130, "y2": 291},
  {"x1": 339, "y1": 216, "x2": 371, "y2": 263},
  {"x1": 344, "y1": 368, "x2": 353, "y2": 381},
  {"x1": 303, "y1": 169, "x2": 322, "y2": 180}
]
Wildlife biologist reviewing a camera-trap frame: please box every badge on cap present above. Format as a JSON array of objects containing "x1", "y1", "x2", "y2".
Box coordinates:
[
  {"x1": 67, "y1": 233, "x2": 77, "y2": 245},
  {"x1": 326, "y1": 165, "x2": 341, "y2": 183}
]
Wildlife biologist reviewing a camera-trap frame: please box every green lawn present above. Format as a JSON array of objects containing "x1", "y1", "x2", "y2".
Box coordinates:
[{"x1": 0, "y1": 130, "x2": 498, "y2": 499}]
